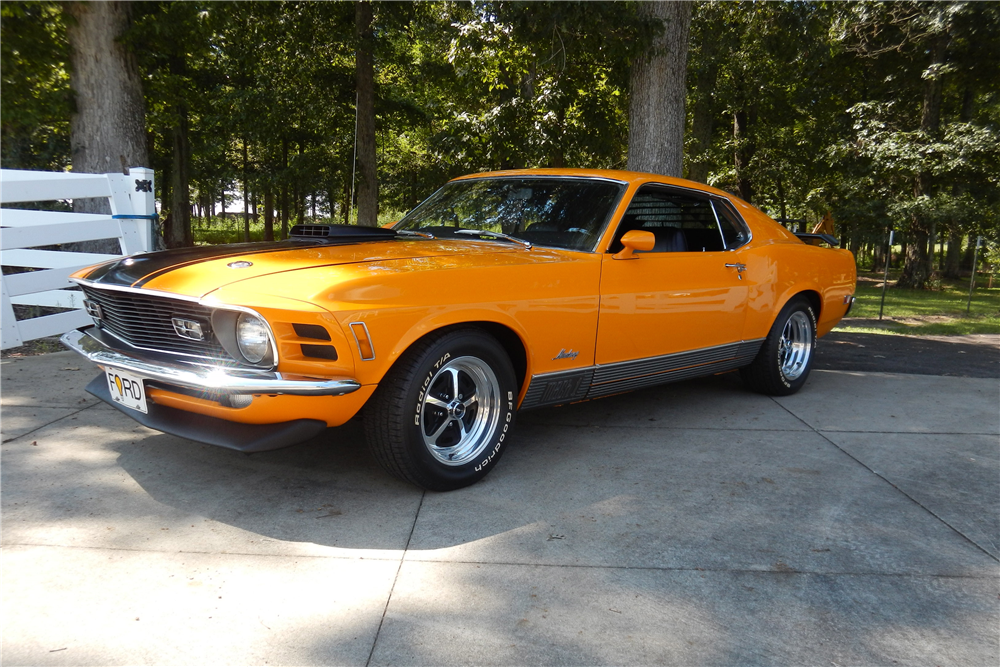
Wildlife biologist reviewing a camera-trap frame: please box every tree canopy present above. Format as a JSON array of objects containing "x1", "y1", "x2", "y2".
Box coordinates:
[{"x1": 2, "y1": 0, "x2": 997, "y2": 285}]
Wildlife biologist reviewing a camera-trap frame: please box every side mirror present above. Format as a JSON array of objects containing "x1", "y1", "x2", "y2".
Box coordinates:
[{"x1": 613, "y1": 230, "x2": 655, "y2": 260}]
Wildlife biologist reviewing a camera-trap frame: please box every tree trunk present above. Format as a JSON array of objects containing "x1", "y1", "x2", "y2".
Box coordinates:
[
  {"x1": 776, "y1": 175, "x2": 787, "y2": 221},
  {"x1": 343, "y1": 163, "x2": 352, "y2": 224},
  {"x1": 944, "y1": 232, "x2": 962, "y2": 278},
  {"x1": 626, "y1": 1, "x2": 691, "y2": 177},
  {"x1": 897, "y1": 25, "x2": 949, "y2": 289},
  {"x1": 165, "y1": 109, "x2": 191, "y2": 248},
  {"x1": 733, "y1": 106, "x2": 755, "y2": 203},
  {"x1": 686, "y1": 15, "x2": 720, "y2": 184},
  {"x1": 66, "y1": 0, "x2": 148, "y2": 251},
  {"x1": 355, "y1": 1, "x2": 378, "y2": 226},
  {"x1": 293, "y1": 182, "x2": 300, "y2": 228},
  {"x1": 264, "y1": 187, "x2": 275, "y2": 241},
  {"x1": 242, "y1": 139, "x2": 250, "y2": 243},
  {"x1": 280, "y1": 139, "x2": 289, "y2": 239},
  {"x1": 943, "y1": 88, "x2": 974, "y2": 279},
  {"x1": 297, "y1": 143, "x2": 306, "y2": 225},
  {"x1": 899, "y1": 227, "x2": 930, "y2": 288}
]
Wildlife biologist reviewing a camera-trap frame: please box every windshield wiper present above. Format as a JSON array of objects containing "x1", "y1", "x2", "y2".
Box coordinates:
[
  {"x1": 395, "y1": 229, "x2": 435, "y2": 239},
  {"x1": 454, "y1": 229, "x2": 532, "y2": 250}
]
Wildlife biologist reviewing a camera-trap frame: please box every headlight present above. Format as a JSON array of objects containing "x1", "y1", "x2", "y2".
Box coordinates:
[{"x1": 236, "y1": 313, "x2": 271, "y2": 363}]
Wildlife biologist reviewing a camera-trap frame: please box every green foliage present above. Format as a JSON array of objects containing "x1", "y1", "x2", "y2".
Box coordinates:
[
  {"x1": 2, "y1": 0, "x2": 996, "y2": 278},
  {"x1": 0, "y1": 1, "x2": 71, "y2": 171}
]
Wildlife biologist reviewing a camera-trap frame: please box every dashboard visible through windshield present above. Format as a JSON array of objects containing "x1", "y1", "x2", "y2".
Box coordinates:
[{"x1": 394, "y1": 177, "x2": 626, "y2": 252}]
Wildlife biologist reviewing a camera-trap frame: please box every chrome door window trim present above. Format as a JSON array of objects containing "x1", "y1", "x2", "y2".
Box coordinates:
[
  {"x1": 710, "y1": 198, "x2": 753, "y2": 251},
  {"x1": 709, "y1": 199, "x2": 729, "y2": 252},
  {"x1": 625, "y1": 181, "x2": 753, "y2": 252},
  {"x1": 454, "y1": 174, "x2": 631, "y2": 186}
]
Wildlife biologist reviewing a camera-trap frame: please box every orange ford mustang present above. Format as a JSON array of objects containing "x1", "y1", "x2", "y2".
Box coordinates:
[{"x1": 62, "y1": 169, "x2": 856, "y2": 490}]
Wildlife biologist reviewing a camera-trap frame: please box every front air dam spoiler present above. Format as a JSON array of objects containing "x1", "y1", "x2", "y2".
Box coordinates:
[{"x1": 86, "y1": 375, "x2": 327, "y2": 453}]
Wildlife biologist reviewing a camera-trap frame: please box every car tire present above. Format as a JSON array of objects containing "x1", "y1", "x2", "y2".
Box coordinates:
[
  {"x1": 363, "y1": 329, "x2": 517, "y2": 491},
  {"x1": 740, "y1": 296, "x2": 817, "y2": 396}
]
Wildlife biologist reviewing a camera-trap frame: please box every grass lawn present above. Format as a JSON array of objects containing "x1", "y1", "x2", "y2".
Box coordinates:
[{"x1": 837, "y1": 271, "x2": 1000, "y2": 336}]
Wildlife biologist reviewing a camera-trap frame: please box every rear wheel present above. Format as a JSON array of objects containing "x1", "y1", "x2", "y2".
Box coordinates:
[
  {"x1": 740, "y1": 296, "x2": 817, "y2": 396},
  {"x1": 363, "y1": 329, "x2": 517, "y2": 491}
]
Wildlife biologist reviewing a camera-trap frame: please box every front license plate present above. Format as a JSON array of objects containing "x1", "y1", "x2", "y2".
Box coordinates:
[{"x1": 105, "y1": 367, "x2": 148, "y2": 414}]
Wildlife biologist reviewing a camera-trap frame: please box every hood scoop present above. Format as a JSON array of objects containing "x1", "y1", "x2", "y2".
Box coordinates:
[{"x1": 290, "y1": 224, "x2": 396, "y2": 242}]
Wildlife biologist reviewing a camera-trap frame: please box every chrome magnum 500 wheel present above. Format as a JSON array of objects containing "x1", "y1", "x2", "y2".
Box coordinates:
[
  {"x1": 740, "y1": 296, "x2": 817, "y2": 396},
  {"x1": 364, "y1": 329, "x2": 517, "y2": 491}
]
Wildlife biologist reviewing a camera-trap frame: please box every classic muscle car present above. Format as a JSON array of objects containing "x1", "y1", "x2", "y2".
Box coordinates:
[{"x1": 62, "y1": 169, "x2": 856, "y2": 490}]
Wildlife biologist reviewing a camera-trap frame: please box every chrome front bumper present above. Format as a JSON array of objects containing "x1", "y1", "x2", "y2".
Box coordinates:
[{"x1": 61, "y1": 328, "x2": 361, "y2": 397}]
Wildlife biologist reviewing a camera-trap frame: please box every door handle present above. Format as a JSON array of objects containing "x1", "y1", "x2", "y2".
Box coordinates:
[{"x1": 725, "y1": 263, "x2": 747, "y2": 280}]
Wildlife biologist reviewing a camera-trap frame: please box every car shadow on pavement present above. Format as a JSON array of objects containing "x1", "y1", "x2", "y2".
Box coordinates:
[{"x1": 106, "y1": 373, "x2": 997, "y2": 581}]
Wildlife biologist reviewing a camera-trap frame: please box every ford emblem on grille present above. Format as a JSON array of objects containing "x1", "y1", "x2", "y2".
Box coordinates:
[
  {"x1": 172, "y1": 317, "x2": 208, "y2": 341},
  {"x1": 227, "y1": 260, "x2": 253, "y2": 269},
  {"x1": 83, "y1": 299, "x2": 103, "y2": 320}
]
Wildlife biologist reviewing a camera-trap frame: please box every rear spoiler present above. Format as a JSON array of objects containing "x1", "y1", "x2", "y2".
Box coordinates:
[{"x1": 794, "y1": 233, "x2": 839, "y2": 247}]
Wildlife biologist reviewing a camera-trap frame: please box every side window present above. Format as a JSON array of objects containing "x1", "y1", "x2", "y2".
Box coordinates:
[
  {"x1": 712, "y1": 199, "x2": 751, "y2": 249},
  {"x1": 609, "y1": 186, "x2": 724, "y2": 253}
]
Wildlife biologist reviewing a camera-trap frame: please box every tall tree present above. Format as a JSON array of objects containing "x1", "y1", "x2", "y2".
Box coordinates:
[
  {"x1": 686, "y1": 1, "x2": 723, "y2": 184},
  {"x1": 65, "y1": 1, "x2": 147, "y2": 191},
  {"x1": 897, "y1": 4, "x2": 952, "y2": 288},
  {"x1": 355, "y1": 0, "x2": 378, "y2": 227},
  {"x1": 626, "y1": 1, "x2": 692, "y2": 176}
]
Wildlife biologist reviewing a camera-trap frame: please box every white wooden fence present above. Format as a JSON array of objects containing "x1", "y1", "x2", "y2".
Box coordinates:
[{"x1": 0, "y1": 168, "x2": 155, "y2": 349}]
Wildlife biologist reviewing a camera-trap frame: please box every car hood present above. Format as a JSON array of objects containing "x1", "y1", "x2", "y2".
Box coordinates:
[{"x1": 77, "y1": 238, "x2": 522, "y2": 298}]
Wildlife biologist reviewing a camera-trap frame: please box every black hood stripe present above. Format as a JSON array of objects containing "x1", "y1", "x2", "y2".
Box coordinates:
[{"x1": 83, "y1": 239, "x2": 391, "y2": 288}]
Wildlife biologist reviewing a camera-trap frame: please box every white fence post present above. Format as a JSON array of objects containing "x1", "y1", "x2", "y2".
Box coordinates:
[{"x1": 0, "y1": 168, "x2": 156, "y2": 350}]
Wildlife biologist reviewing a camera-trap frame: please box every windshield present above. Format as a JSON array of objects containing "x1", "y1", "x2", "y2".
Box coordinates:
[{"x1": 394, "y1": 177, "x2": 626, "y2": 252}]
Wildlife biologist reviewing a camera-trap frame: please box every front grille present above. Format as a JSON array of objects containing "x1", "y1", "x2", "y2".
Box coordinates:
[{"x1": 81, "y1": 285, "x2": 235, "y2": 361}]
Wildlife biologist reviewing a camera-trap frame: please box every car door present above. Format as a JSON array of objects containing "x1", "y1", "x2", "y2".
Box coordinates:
[{"x1": 595, "y1": 184, "x2": 751, "y2": 373}]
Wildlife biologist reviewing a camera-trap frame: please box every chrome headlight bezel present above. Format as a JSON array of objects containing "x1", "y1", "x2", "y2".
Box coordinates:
[
  {"x1": 210, "y1": 308, "x2": 277, "y2": 368},
  {"x1": 236, "y1": 313, "x2": 271, "y2": 364}
]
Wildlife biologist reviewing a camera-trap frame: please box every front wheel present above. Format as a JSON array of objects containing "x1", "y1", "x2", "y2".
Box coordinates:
[
  {"x1": 740, "y1": 296, "x2": 817, "y2": 396},
  {"x1": 363, "y1": 329, "x2": 517, "y2": 491}
]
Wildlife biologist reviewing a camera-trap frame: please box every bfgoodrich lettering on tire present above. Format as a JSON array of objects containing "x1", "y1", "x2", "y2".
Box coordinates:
[
  {"x1": 363, "y1": 329, "x2": 517, "y2": 491},
  {"x1": 740, "y1": 296, "x2": 817, "y2": 396}
]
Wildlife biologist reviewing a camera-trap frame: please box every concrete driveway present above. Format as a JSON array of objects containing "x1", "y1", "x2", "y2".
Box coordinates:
[{"x1": 2, "y1": 350, "x2": 998, "y2": 665}]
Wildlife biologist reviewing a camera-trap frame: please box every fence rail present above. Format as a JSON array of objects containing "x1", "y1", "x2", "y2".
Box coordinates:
[{"x1": 1, "y1": 167, "x2": 155, "y2": 350}]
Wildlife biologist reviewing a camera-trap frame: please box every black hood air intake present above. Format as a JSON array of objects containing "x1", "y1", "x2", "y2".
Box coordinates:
[{"x1": 290, "y1": 224, "x2": 397, "y2": 241}]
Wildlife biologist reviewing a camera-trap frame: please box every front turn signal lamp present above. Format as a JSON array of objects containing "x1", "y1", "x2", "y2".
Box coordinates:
[{"x1": 349, "y1": 322, "x2": 375, "y2": 361}]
